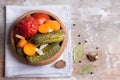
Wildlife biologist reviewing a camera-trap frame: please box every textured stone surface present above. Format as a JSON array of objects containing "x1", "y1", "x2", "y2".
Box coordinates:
[{"x1": 1, "y1": 0, "x2": 120, "y2": 80}]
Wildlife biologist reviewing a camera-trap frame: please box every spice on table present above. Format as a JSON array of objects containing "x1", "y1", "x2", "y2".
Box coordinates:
[
  {"x1": 73, "y1": 24, "x2": 76, "y2": 26},
  {"x1": 79, "y1": 60, "x2": 82, "y2": 63},
  {"x1": 78, "y1": 64, "x2": 95, "y2": 75},
  {"x1": 90, "y1": 72, "x2": 93, "y2": 74},
  {"x1": 78, "y1": 42, "x2": 81, "y2": 44},
  {"x1": 96, "y1": 47, "x2": 99, "y2": 49},
  {"x1": 73, "y1": 45, "x2": 84, "y2": 63},
  {"x1": 84, "y1": 40, "x2": 87, "y2": 43},
  {"x1": 86, "y1": 52, "x2": 99, "y2": 61},
  {"x1": 54, "y1": 60, "x2": 66, "y2": 69},
  {"x1": 78, "y1": 35, "x2": 80, "y2": 37}
]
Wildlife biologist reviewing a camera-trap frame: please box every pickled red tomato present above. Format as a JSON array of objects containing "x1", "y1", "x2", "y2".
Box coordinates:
[
  {"x1": 15, "y1": 16, "x2": 39, "y2": 38},
  {"x1": 32, "y1": 13, "x2": 50, "y2": 25}
]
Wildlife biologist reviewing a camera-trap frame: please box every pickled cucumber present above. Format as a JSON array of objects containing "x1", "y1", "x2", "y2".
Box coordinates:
[
  {"x1": 33, "y1": 30, "x2": 65, "y2": 46},
  {"x1": 17, "y1": 47, "x2": 26, "y2": 56},
  {"x1": 26, "y1": 43, "x2": 61, "y2": 64}
]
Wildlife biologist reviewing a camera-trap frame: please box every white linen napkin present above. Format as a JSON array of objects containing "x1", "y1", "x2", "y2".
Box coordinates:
[{"x1": 5, "y1": 5, "x2": 72, "y2": 77}]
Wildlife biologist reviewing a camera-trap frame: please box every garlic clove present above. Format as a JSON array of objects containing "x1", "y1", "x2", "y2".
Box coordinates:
[
  {"x1": 86, "y1": 52, "x2": 99, "y2": 61},
  {"x1": 15, "y1": 34, "x2": 24, "y2": 39},
  {"x1": 36, "y1": 44, "x2": 48, "y2": 55}
]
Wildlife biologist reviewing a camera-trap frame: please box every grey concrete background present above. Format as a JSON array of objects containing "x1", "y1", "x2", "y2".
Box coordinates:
[{"x1": 0, "y1": 0, "x2": 120, "y2": 80}]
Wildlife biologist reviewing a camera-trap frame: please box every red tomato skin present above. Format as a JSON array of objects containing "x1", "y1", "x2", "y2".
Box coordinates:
[
  {"x1": 15, "y1": 16, "x2": 39, "y2": 39},
  {"x1": 32, "y1": 13, "x2": 50, "y2": 25}
]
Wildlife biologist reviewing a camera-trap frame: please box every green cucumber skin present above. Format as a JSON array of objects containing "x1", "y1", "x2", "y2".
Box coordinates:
[
  {"x1": 17, "y1": 47, "x2": 26, "y2": 56},
  {"x1": 26, "y1": 43, "x2": 61, "y2": 64},
  {"x1": 33, "y1": 30, "x2": 65, "y2": 46}
]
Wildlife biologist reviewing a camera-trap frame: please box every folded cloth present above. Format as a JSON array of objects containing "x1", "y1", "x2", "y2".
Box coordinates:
[{"x1": 5, "y1": 5, "x2": 72, "y2": 77}]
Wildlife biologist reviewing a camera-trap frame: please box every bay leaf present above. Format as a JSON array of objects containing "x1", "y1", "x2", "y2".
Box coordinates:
[
  {"x1": 73, "y1": 45, "x2": 84, "y2": 63},
  {"x1": 78, "y1": 64, "x2": 95, "y2": 75}
]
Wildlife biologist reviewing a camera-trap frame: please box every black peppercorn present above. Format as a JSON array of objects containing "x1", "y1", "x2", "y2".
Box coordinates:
[
  {"x1": 78, "y1": 35, "x2": 80, "y2": 37},
  {"x1": 78, "y1": 42, "x2": 81, "y2": 44},
  {"x1": 73, "y1": 24, "x2": 76, "y2": 26}
]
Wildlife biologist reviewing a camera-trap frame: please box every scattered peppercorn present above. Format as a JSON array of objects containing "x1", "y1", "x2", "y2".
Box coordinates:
[
  {"x1": 73, "y1": 24, "x2": 76, "y2": 26},
  {"x1": 90, "y1": 72, "x2": 93, "y2": 74},
  {"x1": 78, "y1": 35, "x2": 80, "y2": 37},
  {"x1": 79, "y1": 60, "x2": 81, "y2": 63},
  {"x1": 96, "y1": 47, "x2": 99, "y2": 49},
  {"x1": 54, "y1": 60, "x2": 66, "y2": 69},
  {"x1": 78, "y1": 42, "x2": 81, "y2": 44},
  {"x1": 84, "y1": 40, "x2": 87, "y2": 43}
]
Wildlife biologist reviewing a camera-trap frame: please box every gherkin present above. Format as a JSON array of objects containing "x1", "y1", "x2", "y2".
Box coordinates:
[
  {"x1": 26, "y1": 43, "x2": 61, "y2": 64},
  {"x1": 17, "y1": 47, "x2": 26, "y2": 56},
  {"x1": 33, "y1": 30, "x2": 65, "y2": 47}
]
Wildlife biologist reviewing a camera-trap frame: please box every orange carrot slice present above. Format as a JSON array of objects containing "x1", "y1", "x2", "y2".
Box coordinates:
[
  {"x1": 38, "y1": 20, "x2": 60, "y2": 34},
  {"x1": 38, "y1": 24, "x2": 49, "y2": 34},
  {"x1": 17, "y1": 38, "x2": 27, "y2": 48},
  {"x1": 23, "y1": 43, "x2": 36, "y2": 56},
  {"x1": 46, "y1": 20, "x2": 60, "y2": 31}
]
